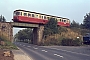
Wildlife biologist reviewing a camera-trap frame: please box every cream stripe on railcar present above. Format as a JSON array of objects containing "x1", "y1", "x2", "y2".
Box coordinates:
[
  {"x1": 61, "y1": 19, "x2": 64, "y2": 22},
  {"x1": 44, "y1": 15, "x2": 46, "y2": 20},
  {"x1": 35, "y1": 13, "x2": 39, "y2": 18},
  {"x1": 62, "y1": 19, "x2": 67, "y2": 24},
  {"x1": 28, "y1": 12, "x2": 31, "y2": 17},
  {"x1": 66, "y1": 19, "x2": 68, "y2": 23},
  {"x1": 23, "y1": 11, "x2": 28, "y2": 17},
  {"x1": 41, "y1": 15, "x2": 45, "y2": 19},
  {"x1": 60, "y1": 18, "x2": 62, "y2": 22},
  {"x1": 46, "y1": 15, "x2": 51, "y2": 20},
  {"x1": 30, "y1": 13, "x2": 35, "y2": 18},
  {"x1": 67, "y1": 19, "x2": 70, "y2": 23},
  {"x1": 51, "y1": 16, "x2": 57, "y2": 20},
  {"x1": 39, "y1": 14, "x2": 41, "y2": 19},
  {"x1": 20, "y1": 11, "x2": 23, "y2": 16},
  {"x1": 57, "y1": 17, "x2": 61, "y2": 22}
]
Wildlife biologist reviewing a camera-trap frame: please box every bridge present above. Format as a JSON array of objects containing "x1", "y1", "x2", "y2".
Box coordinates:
[{"x1": 0, "y1": 22, "x2": 44, "y2": 45}]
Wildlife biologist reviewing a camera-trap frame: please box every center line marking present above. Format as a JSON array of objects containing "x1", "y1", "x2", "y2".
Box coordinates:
[
  {"x1": 54, "y1": 54, "x2": 63, "y2": 58},
  {"x1": 41, "y1": 50, "x2": 48, "y2": 52},
  {"x1": 57, "y1": 55, "x2": 60, "y2": 56},
  {"x1": 60, "y1": 56, "x2": 63, "y2": 58},
  {"x1": 45, "y1": 51, "x2": 48, "y2": 52},
  {"x1": 54, "y1": 54, "x2": 57, "y2": 55},
  {"x1": 33, "y1": 47, "x2": 38, "y2": 49},
  {"x1": 51, "y1": 48, "x2": 90, "y2": 57}
]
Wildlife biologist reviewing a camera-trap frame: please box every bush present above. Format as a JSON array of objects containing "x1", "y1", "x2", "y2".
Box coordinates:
[
  {"x1": 61, "y1": 38, "x2": 82, "y2": 46},
  {"x1": 73, "y1": 38, "x2": 82, "y2": 46},
  {"x1": 42, "y1": 36, "x2": 61, "y2": 46},
  {"x1": 0, "y1": 32, "x2": 18, "y2": 50},
  {"x1": 61, "y1": 38, "x2": 72, "y2": 46},
  {"x1": 0, "y1": 40, "x2": 18, "y2": 50}
]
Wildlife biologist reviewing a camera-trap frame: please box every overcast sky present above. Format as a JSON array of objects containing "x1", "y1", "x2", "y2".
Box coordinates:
[{"x1": 0, "y1": 0, "x2": 90, "y2": 35}]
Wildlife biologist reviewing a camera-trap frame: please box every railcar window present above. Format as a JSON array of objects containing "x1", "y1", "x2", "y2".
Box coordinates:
[
  {"x1": 32, "y1": 14, "x2": 34, "y2": 17},
  {"x1": 16, "y1": 12, "x2": 20, "y2": 15},
  {"x1": 62, "y1": 20, "x2": 63, "y2": 22},
  {"x1": 24, "y1": 13, "x2": 27, "y2": 16},
  {"x1": 39, "y1": 15, "x2": 41, "y2": 18},
  {"x1": 21, "y1": 12, "x2": 22, "y2": 16},
  {"x1": 68, "y1": 20, "x2": 70, "y2": 23},
  {"x1": 60, "y1": 19, "x2": 62, "y2": 22},
  {"x1": 28, "y1": 14, "x2": 31, "y2": 17},
  {"x1": 36, "y1": 15, "x2": 38, "y2": 18},
  {"x1": 47, "y1": 17, "x2": 49, "y2": 20},
  {"x1": 44, "y1": 16, "x2": 46, "y2": 19},
  {"x1": 64, "y1": 20, "x2": 66, "y2": 22},
  {"x1": 41, "y1": 16, "x2": 43, "y2": 19}
]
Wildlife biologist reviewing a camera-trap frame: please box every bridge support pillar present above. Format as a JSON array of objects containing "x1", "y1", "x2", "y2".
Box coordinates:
[
  {"x1": 0, "y1": 22, "x2": 13, "y2": 42},
  {"x1": 33, "y1": 25, "x2": 44, "y2": 45}
]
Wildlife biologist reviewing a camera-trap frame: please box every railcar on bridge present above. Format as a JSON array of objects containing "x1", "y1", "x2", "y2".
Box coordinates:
[{"x1": 12, "y1": 9, "x2": 70, "y2": 27}]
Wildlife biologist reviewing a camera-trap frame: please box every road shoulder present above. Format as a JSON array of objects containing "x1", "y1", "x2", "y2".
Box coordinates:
[{"x1": 12, "y1": 49, "x2": 33, "y2": 60}]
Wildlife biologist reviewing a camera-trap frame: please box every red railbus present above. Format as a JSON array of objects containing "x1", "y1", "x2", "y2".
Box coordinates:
[{"x1": 12, "y1": 9, "x2": 70, "y2": 27}]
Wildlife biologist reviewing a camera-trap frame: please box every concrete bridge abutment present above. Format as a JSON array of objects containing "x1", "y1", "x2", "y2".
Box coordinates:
[{"x1": 33, "y1": 25, "x2": 44, "y2": 45}]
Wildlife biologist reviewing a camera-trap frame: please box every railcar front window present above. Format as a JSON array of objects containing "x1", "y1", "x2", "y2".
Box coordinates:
[
  {"x1": 16, "y1": 12, "x2": 20, "y2": 15},
  {"x1": 21, "y1": 12, "x2": 22, "y2": 16}
]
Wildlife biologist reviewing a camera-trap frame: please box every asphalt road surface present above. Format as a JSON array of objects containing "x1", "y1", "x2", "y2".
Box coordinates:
[{"x1": 14, "y1": 42, "x2": 90, "y2": 60}]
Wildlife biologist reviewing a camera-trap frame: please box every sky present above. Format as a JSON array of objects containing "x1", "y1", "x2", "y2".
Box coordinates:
[{"x1": 0, "y1": 0, "x2": 90, "y2": 35}]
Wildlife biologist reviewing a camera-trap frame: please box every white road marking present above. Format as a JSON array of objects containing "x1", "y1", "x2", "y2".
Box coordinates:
[
  {"x1": 59, "y1": 56, "x2": 63, "y2": 58},
  {"x1": 57, "y1": 55, "x2": 60, "y2": 56},
  {"x1": 33, "y1": 47, "x2": 38, "y2": 49},
  {"x1": 45, "y1": 51, "x2": 48, "y2": 52},
  {"x1": 54, "y1": 54, "x2": 63, "y2": 58},
  {"x1": 41, "y1": 50, "x2": 48, "y2": 52},
  {"x1": 51, "y1": 48, "x2": 90, "y2": 57},
  {"x1": 54, "y1": 54, "x2": 57, "y2": 55}
]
